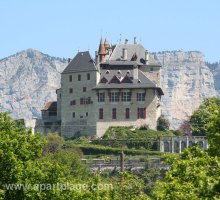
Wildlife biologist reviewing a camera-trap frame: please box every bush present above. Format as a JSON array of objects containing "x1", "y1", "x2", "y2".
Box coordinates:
[
  {"x1": 43, "y1": 133, "x2": 65, "y2": 155},
  {"x1": 157, "y1": 115, "x2": 170, "y2": 131}
]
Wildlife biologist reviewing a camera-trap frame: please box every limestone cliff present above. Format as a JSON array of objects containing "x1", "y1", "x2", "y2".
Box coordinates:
[
  {"x1": 151, "y1": 51, "x2": 216, "y2": 129},
  {"x1": 0, "y1": 49, "x2": 67, "y2": 120},
  {"x1": 206, "y1": 62, "x2": 220, "y2": 96}
]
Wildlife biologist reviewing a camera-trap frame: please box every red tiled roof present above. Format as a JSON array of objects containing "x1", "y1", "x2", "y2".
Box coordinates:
[{"x1": 42, "y1": 101, "x2": 57, "y2": 111}]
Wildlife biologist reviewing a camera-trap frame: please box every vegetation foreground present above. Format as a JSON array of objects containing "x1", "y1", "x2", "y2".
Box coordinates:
[{"x1": 0, "y1": 98, "x2": 220, "y2": 199}]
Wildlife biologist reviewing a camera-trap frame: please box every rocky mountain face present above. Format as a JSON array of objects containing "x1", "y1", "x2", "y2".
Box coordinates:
[
  {"x1": 206, "y1": 62, "x2": 220, "y2": 96},
  {"x1": 0, "y1": 49, "x2": 218, "y2": 129},
  {"x1": 0, "y1": 49, "x2": 67, "y2": 120},
  {"x1": 151, "y1": 51, "x2": 216, "y2": 129}
]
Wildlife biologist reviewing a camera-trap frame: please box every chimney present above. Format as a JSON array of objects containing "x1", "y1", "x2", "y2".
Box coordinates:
[
  {"x1": 122, "y1": 48, "x2": 127, "y2": 60},
  {"x1": 68, "y1": 58, "x2": 71, "y2": 63},
  {"x1": 133, "y1": 65, "x2": 138, "y2": 80},
  {"x1": 95, "y1": 51, "x2": 99, "y2": 63},
  {"x1": 125, "y1": 39, "x2": 128, "y2": 44},
  {"x1": 145, "y1": 50, "x2": 149, "y2": 65},
  {"x1": 134, "y1": 37, "x2": 137, "y2": 44}
]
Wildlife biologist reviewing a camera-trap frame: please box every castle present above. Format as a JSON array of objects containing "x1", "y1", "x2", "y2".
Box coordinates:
[{"x1": 41, "y1": 38, "x2": 164, "y2": 138}]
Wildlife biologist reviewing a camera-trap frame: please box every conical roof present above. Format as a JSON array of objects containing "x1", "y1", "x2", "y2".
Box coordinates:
[{"x1": 98, "y1": 38, "x2": 106, "y2": 55}]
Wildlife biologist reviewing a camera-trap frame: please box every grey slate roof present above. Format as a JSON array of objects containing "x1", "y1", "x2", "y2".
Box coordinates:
[
  {"x1": 99, "y1": 69, "x2": 156, "y2": 85},
  {"x1": 94, "y1": 69, "x2": 164, "y2": 95},
  {"x1": 93, "y1": 83, "x2": 163, "y2": 95},
  {"x1": 62, "y1": 51, "x2": 97, "y2": 74},
  {"x1": 104, "y1": 60, "x2": 141, "y2": 66},
  {"x1": 109, "y1": 44, "x2": 160, "y2": 66}
]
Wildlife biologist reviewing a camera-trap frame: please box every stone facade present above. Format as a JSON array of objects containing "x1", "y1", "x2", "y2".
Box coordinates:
[
  {"x1": 43, "y1": 39, "x2": 164, "y2": 138},
  {"x1": 60, "y1": 70, "x2": 99, "y2": 138}
]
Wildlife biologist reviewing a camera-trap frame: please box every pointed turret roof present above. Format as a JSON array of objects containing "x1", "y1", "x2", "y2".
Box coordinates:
[
  {"x1": 98, "y1": 37, "x2": 106, "y2": 55},
  {"x1": 104, "y1": 38, "x2": 110, "y2": 48}
]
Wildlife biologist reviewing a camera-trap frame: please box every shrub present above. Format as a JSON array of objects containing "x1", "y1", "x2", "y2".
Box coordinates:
[
  {"x1": 43, "y1": 132, "x2": 65, "y2": 155},
  {"x1": 157, "y1": 115, "x2": 170, "y2": 131}
]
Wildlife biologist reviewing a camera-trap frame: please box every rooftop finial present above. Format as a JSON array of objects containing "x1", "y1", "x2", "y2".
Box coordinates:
[{"x1": 134, "y1": 37, "x2": 137, "y2": 44}]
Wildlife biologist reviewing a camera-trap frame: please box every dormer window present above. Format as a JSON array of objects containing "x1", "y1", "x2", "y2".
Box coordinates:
[
  {"x1": 100, "y1": 77, "x2": 108, "y2": 84},
  {"x1": 138, "y1": 80, "x2": 141, "y2": 83},
  {"x1": 121, "y1": 75, "x2": 133, "y2": 83},
  {"x1": 127, "y1": 70, "x2": 130, "y2": 75},
  {"x1": 106, "y1": 70, "x2": 110, "y2": 74},
  {"x1": 131, "y1": 53, "x2": 138, "y2": 61},
  {"x1": 117, "y1": 70, "x2": 121, "y2": 74},
  {"x1": 109, "y1": 75, "x2": 120, "y2": 84}
]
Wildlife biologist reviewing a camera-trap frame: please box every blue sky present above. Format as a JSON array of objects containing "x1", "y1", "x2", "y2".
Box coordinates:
[{"x1": 0, "y1": 0, "x2": 219, "y2": 62}]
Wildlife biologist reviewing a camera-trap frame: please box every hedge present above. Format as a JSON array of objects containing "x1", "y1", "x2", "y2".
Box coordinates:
[{"x1": 64, "y1": 142, "x2": 161, "y2": 156}]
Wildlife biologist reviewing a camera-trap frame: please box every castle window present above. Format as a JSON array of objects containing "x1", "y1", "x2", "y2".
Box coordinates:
[
  {"x1": 86, "y1": 112, "x2": 88, "y2": 117},
  {"x1": 80, "y1": 97, "x2": 92, "y2": 105},
  {"x1": 110, "y1": 92, "x2": 119, "y2": 102},
  {"x1": 112, "y1": 108, "x2": 117, "y2": 119},
  {"x1": 49, "y1": 111, "x2": 57, "y2": 116},
  {"x1": 72, "y1": 112, "x2": 75, "y2": 118},
  {"x1": 137, "y1": 93, "x2": 145, "y2": 101},
  {"x1": 83, "y1": 87, "x2": 86, "y2": 92},
  {"x1": 121, "y1": 92, "x2": 131, "y2": 102},
  {"x1": 137, "y1": 108, "x2": 146, "y2": 119},
  {"x1": 69, "y1": 75, "x2": 72, "y2": 82},
  {"x1": 78, "y1": 74, "x2": 81, "y2": 81},
  {"x1": 69, "y1": 88, "x2": 73, "y2": 93},
  {"x1": 70, "y1": 100, "x2": 76, "y2": 106},
  {"x1": 87, "y1": 73, "x2": 90, "y2": 80},
  {"x1": 99, "y1": 108, "x2": 103, "y2": 119},
  {"x1": 86, "y1": 97, "x2": 91, "y2": 104},
  {"x1": 125, "y1": 108, "x2": 130, "y2": 119},
  {"x1": 98, "y1": 92, "x2": 105, "y2": 102}
]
